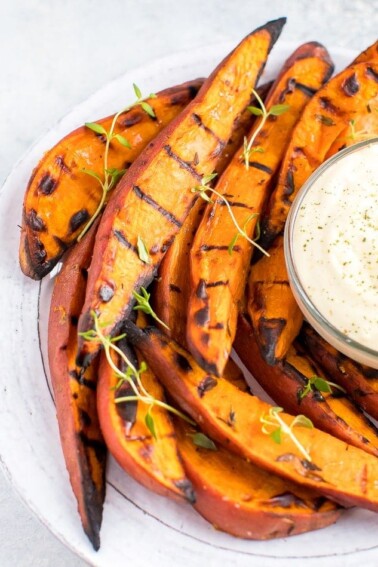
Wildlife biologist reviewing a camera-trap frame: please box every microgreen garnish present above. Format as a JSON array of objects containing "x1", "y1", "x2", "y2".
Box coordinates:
[
  {"x1": 192, "y1": 174, "x2": 269, "y2": 257},
  {"x1": 299, "y1": 375, "x2": 346, "y2": 400},
  {"x1": 77, "y1": 84, "x2": 156, "y2": 241},
  {"x1": 190, "y1": 432, "x2": 217, "y2": 451},
  {"x1": 260, "y1": 406, "x2": 313, "y2": 461},
  {"x1": 243, "y1": 89, "x2": 289, "y2": 169},
  {"x1": 132, "y1": 286, "x2": 169, "y2": 330},
  {"x1": 79, "y1": 311, "x2": 193, "y2": 437},
  {"x1": 347, "y1": 119, "x2": 371, "y2": 142},
  {"x1": 137, "y1": 236, "x2": 151, "y2": 264}
]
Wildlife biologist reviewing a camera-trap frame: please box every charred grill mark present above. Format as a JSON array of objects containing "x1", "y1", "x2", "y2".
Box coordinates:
[
  {"x1": 164, "y1": 145, "x2": 202, "y2": 181},
  {"x1": 366, "y1": 66, "x2": 378, "y2": 83},
  {"x1": 69, "y1": 369, "x2": 97, "y2": 391},
  {"x1": 55, "y1": 155, "x2": 71, "y2": 174},
  {"x1": 78, "y1": 432, "x2": 107, "y2": 464},
  {"x1": 205, "y1": 280, "x2": 229, "y2": 288},
  {"x1": 133, "y1": 185, "x2": 182, "y2": 228},
  {"x1": 278, "y1": 77, "x2": 296, "y2": 102},
  {"x1": 217, "y1": 199, "x2": 251, "y2": 209},
  {"x1": 160, "y1": 235, "x2": 175, "y2": 254},
  {"x1": 197, "y1": 376, "x2": 218, "y2": 398},
  {"x1": 26, "y1": 209, "x2": 46, "y2": 232},
  {"x1": 121, "y1": 112, "x2": 142, "y2": 128},
  {"x1": 99, "y1": 284, "x2": 114, "y2": 302},
  {"x1": 318, "y1": 96, "x2": 339, "y2": 114},
  {"x1": 199, "y1": 244, "x2": 241, "y2": 252},
  {"x1": 252, "y1": 280, "x2": 290, "y2": 286},
  {"x1": 38, "y1": 173, "x2": 58, "y2": 195},
  {"x1": 209, "y1": 322, "x2": 225, "y2": 330},
  {"x1": 266, "y1": 491, "x2": 309, "y2": 509},
  {"x1": 312, "y1": 496, "x2": 328, "y2": 511},
  {"x1": 258, "y1": 317, "x2": 287, "y2": 365},
  {"x1": 69, "y1": 209, "x2": 90, "y2": 233},
  {"x1": 33, "y1": 237, "x2": 47, "y2": 262},
  {"x1": 282, "y1": 167, "x2": 295, "y2": 204},
  {"x1": 79, "y1": 409, "x2": 92, "y2": 428},
  {"x1": 342, "y1": 73, "x2": 360, "y2": 96},
  {"x1": 191, "y1": 113, "x2": 226, "y2": 150},
  {"x1": 196, "y1": 279, "x2": 208, "y2": 300},
  {"x1": 175, "y1": 352, "x2": 193, "y2": 373},
  {"x1": 53, "y1": 236, "x2": 68, "y2": 252},
  {"x1": 194, "y1": 306, "x2": 210, "y2": 327},
  {"x1": 174, "y1": 479, "x2": 196, "y2": 504},
  {"x1": 169, "y1": 284, "x2": 181, "y2": 293},
  {"x1": 201, "y1": 333, "x2": 210, "y2": 346},
  {"x1": 248, "y1": 161, "x2": 273, "y2": 174},
  {"x1": 295, "y1": 82, "x2": 318, "y2": 97},
  {"x1": 113, "y1": 229, "x2": 139, "y2": 254}
]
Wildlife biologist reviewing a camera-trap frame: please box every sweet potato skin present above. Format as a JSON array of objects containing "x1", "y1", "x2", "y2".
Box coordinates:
[
  {"x1": 20, "y1": 79, "x2": 204, "y2": 280},
  {"x1": 300, "y1": 324, "x2": 378, "y2": 421},
  {"x1": 97, "y1": 341, "x2": 194, "y2": 502},
  {"x1": 48, "y1": 221, "x2": 106, "y2": 551},
  {"x1": 175, "y1": 419, "x2": 340, "y2": 539},
  {"x1": 259, "y1": 62, "x2": 378, "y2": 249},
  {"x1": 235, "y1": 314, "x2": 378, "y2": 457},
  {"x1": 123, "y1": 321, "x2": 378, "y2": 513},
  {"x1": 77, "y1": 19, "x2": 286, "y2": 366},
  {"x1": 186, "y1": 42, "x2": 333, "y2": 377},
  {"x1": 247, "y1": 235, "x2": 303, "y2": 365}
]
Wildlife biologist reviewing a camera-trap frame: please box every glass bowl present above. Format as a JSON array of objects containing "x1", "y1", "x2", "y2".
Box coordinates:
[{"x1": 284, "y1": 137, "x2": 378, "y2": 369}]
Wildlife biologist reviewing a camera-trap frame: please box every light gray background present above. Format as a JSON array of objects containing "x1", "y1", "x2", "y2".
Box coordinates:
[{"x1": 1, "y1": 0, "x2": 377, "y2": 565}]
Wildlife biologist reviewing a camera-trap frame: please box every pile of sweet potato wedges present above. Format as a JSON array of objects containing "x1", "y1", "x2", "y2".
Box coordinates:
[{"x1": 19, "y1": 18, "x2": 378, "y2": 551}]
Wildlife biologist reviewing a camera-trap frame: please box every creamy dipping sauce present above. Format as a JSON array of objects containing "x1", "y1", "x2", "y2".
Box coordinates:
[{"x1": 291, "y1": 141, "x2": 378, "y2": 356}]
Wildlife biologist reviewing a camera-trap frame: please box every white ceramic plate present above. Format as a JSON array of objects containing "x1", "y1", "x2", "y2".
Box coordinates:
[{"x1": 1, "y1": 40, "x2": 378, "y2": 567}]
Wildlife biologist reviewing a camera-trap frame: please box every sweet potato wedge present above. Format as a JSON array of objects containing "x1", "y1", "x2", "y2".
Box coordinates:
[
  {"x1": 77, "y1": 19, "x2": 286, "y2": 366},
  {"x1": 175, "y1": 419, "x2": 341, "y2": 539},
  {"x1": 300, "y1": 324, "x2": 378, "y2": 421},
  {"x1": 247, "y1": 235, "x2": 303, "y2": 364},
  {"x1": 259, "y1": 61, "x2": 378, "y2": 249},
  {"x1": 20, "y1": 79, "x2": 204, "y2": 280},
  {"x1": 186, "y1": 42, "x2": 333, "y2": 377},
  {"x1": 97, "y1": 338, "x2": 195, "y2": 502},
  {"x1": 234, "y1": 314, "x2": 378, "y2": 457},
  {"x1": 352, "y1": 39, "x2": 378, "y2": 65},
  {"x1": 48, "y1": 220, "x2": 106, "y2": 551},
  {"x1": 124, "y1": 320, "x2": 378, "y2": 512}
]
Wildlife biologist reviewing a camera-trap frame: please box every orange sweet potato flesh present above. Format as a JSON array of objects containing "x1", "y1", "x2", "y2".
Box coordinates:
[
  {"x1": 247, "y1": 235, "x2": 303, "y2": 365},
  {"x1": 77, "y1": 19, "x2": 286, "y2": 366},
  {"x1": 20, "y1": 79, "x2": 204, "y2": 280},
  {"x1": 234, "y1": 314, "x2": 378, "y2": 457},
  {"x1": 175, "y1": 419, "x2": 341, "y2": 539},
  {"x1": 97, "y1": 340, "x2": 195, "y2": 502},
  {"x1": 300, "y1": 324, "x2": 378, "y2": 421},
  {"x1": 259, "y1": 61, "x2": 378, "y2": 250},
  {"x1": 186, "y1": 42, "x2": 333, "y2": 377},
  {"x1": 352, "y1": 39, "x2": 378, "y2": 65},
  {"x1": 48, "y1": 220, "x2": 106, "y2": 551},
  {"x1": 123, "y1": 320, "x2": 378, "y2": 512}
]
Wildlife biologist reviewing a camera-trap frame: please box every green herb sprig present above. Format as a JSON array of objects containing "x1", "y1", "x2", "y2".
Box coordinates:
[
  {"x1": 243, "y1": 89, "x2": 289, "y2": 169},
  {"x1": 299, "y1": 375, "x2": 346, "y2": 400},
  {"x1": 132, "y1": 286, "x2": 169, "y2": 330},
  {"x1": 77, "y1": 84, "x2": 156, "y2": 241},
  {"x1": 260, "y1": 406, "x2": 313, "y2": 461},
  {"x1": 192, "y1": 174, "x2": 269, "y2": 257},
  {"x1": 190, "y1": 432, "x2": 217, "y2": 451},
  {"x1": 79, "y1": 311, "x2": 192, "y2": 438}
]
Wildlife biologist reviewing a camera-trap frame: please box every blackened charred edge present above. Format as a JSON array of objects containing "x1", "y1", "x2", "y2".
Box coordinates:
[
  {"x1": 205, "y1": 280, "x2": 229, "y2": 288},
  {"x1": 161, "y1": 235, "x2": 175, "y2": 254},
  {"x1": 278, "y1": 77, "x2": 296, "y2": 103},
  {"x1": 99, "y1": 284, "x2": 114, "y2": 302},
  {"x1": 258, "y1": 317, "x2": 287, "y2": 365},
  {"x1": 113, "y1": 229, "x2": 139, "y2": 254},
  {"x1": 174, "y1": 479, "x2": 196, "y2": 504},
  {"x1": 312, "y1": 496, "x2": 329, "y2": 511},
  {"x1": 283, "y1": 168, "x2": 295, "y2": 199},
  {"x1": 194, "y1": 306, "x2": 210, "y2": 327},
  {"x1": 164, "y1": 145, "x2": 202, "y2": 181},
  {"x1": 217, "y1": 199, "x2": 252, "y2": 209},
  {"x1": 191, "y1": 113, "x2": 226, "y2": 150},
  {"x1": 197, "y1": 376, "x2": 218, "y2": 398},
  {"x1": 248, "y1": 161, "x2": 273, "y2": 174},
  {"x1": 169, "y1": 284, "x2": 181, "y2": 293},
  {"x1": 79, "y1": 408, "x2": 92, "y2": 428},
  {"x1": 38, "y1": 173, "x2": 58, "y2": 195},
  {"x1": 53, "y1": 236, "x2": 69, "y2": 252},
  {"x1": 342, "y1": 73, "x2": 360, "y2": 96},
  {"x1": 133, "y1": 185, "x2": 182, "y2": 228},
  {"x1": 81, "y1": 267, "x2": 89, "y2": 280},
  {"x1": 78, "y1": 431, "x2": 107, "y2": 464},
  {"x1": 55, "y1": 155, "x2": 72, "y2": 174},
  {"x1": 26, "y1": 209, "x2": 46, "y2": 232},
  {"x1": 69, "y1": 369, "x2": 97, "y2": 391},
  {"x1": 196, "y1": 279, "x2": 208, "y2": 300},
  {"x1": 295, "y1": 82, "x2": 318, "y2": 97},
  {"x1": 71, "y1": 315, "x2": 79, "y2": 326},
  {"x1": 254, "y1": 18, "x2": 286, "y2": 48},
  {"x1": 366, "y1": 66, "x2": 378, "y2": 83},
  {"x1": 266, "y1": 491, "x2": 309, "y2": 509},
  {"x1": 70, "y1": 209, "x2": 90, "y2": 233},
  {"x1": 199, "y1": 244, "x2": 241, "y2": 252},
  {"x1": 175, "y1": 352, "x2": 193, "y2": 372}
]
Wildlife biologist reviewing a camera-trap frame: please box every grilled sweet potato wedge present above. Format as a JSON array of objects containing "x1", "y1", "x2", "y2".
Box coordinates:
[
  {"x1": 97, "y1": 339, "x2": 195, "y2": 502},
  {"x1": 352, "y1": 39, "x2": 378, "y2": 65},
  {"x1": 247, "y1": 235, "x2": 303, "y2": 364},
  {"x1": 48, "y1": 221, "x2": 106, "y2": 551},
  {"x1": 77, "y1": 19, "x2": 286, "y2": 366},
  {"x1": 124, "y1": 320, "x2": 378, "y2": 512},
  {"x1": 300, "y1": 324, "x2": 378, "y2": 421},
  {"x1": 235, "y1": 314, "x2": 378, "y2": 457},
  {"x1": 175, "y1": 419, "x2": 341, "y2": 539},
  {"x1": 259, "y1": 61, "x2": 378, "y2": 250},
  {"x1": 186, "y1": 42, "x2": 333, "y2": 377},
  {"x1": 20, "y1": 79, "x2": 204, "y2": 280}
]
